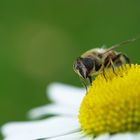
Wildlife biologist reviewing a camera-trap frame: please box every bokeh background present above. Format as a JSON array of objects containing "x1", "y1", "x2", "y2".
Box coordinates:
[{"x1": 0, "y1": 0, "x2": 140, "y2": 138}]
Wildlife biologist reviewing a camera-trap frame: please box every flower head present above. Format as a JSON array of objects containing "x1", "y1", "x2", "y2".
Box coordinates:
[{"x1": 79, "y1": 64, "x2": 140, "y2": 137}]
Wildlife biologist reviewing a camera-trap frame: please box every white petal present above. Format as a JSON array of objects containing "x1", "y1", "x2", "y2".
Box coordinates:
[
  {"x1": 46, "y1": 132, "x2": 93, "y2": 140},
  {"x1": 28, "y1": 103, "x2": 78, "y2": 119},
  {"x1": 110, "y1": 133, "x2": 140, "y2": 140},
  {"x1": 95, "y1": 134, "x2": 110, "y2": 140},
  {"x1": 4, "y1": 131, "x2": 92, "y2": 140},
  {"x1": 2, "y1": 116, "x2": 80, "y2": 140},
  {"x1": 47, "y1": 83, "x2": 85, "y2": 107},
  {"x1": 4, "y1": 136, "x2": 31, "y2": 140},
  {"x1": 4, "y1": 133, "x2": 83, "y2": 140}
]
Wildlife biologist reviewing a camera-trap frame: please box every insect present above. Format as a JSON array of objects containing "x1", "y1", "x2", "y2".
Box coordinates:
[{"x1": 73, "y1": 38, "x2": 136, "y2": 88}]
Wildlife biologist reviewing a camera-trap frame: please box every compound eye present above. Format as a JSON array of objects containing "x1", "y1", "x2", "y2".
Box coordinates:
[{"x1": 82, "y1": 58, "x2": 94, "y2": 70}]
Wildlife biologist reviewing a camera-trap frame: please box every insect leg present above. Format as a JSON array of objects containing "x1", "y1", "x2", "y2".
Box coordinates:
[
  {"x1": 109, "y1": 58, "x2": 118, "y2": 76},
  {"x1": 102, "y1": 67, "x2": 107, "y2": 81},
  {"x1": 88, "y1": 76, "x2": 92, "y2": 85},
  {"x1": 104, "y1": 56, "x2": 117, "y2": 76}
]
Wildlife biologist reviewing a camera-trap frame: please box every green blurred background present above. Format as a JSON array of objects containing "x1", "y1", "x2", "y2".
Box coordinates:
[{"x1": 0, "y1": 0, "x2": 140, "y2": 134}]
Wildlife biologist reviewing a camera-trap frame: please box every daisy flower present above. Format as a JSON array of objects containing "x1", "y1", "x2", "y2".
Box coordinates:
[{"x1": 1, "y1": 64, "x2": 140, "y2": 140}]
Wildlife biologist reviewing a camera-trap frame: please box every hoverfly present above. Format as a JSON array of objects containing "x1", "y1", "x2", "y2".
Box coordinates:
[{"x1": 73, "y1": 38, "x2": 137, "y2": 88}]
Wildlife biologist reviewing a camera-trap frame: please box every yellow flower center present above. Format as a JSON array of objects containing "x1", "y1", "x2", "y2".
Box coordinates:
[{"x1": 79, "y1": 64, "x2": 140, "y2": 136}]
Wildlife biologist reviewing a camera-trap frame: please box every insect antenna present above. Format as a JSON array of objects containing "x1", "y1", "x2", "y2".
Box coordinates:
[
  {"x1": 103, "y1": 37, "x2": 139, "y2": 54},
  {"x1": 35, "y1": 128, "x2": 81, "y2": 140}
]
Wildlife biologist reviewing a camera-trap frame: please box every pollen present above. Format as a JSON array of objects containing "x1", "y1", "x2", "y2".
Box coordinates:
[{"x1": 79, "y1": 64, "x2": 140, "y2": 136}]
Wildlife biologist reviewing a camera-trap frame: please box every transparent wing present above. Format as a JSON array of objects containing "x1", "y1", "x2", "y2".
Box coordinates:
[{"x1": 104, "y1": 37, "x2": 138, "y2": 54}]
